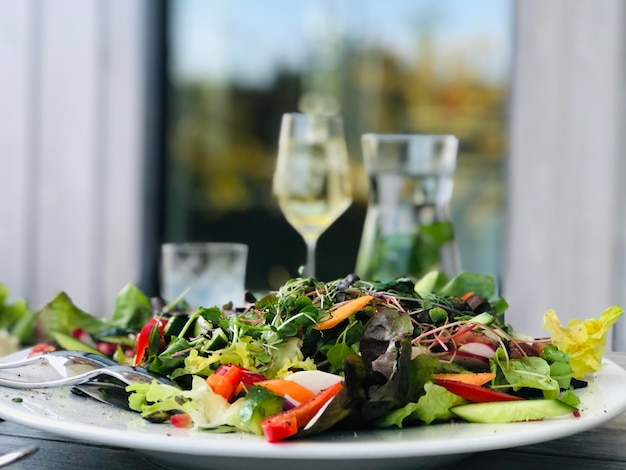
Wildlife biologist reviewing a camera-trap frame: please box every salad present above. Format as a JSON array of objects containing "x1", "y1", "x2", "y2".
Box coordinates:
[{"x1": 0, "y1": 271, "x2": 623, "y2": 442}]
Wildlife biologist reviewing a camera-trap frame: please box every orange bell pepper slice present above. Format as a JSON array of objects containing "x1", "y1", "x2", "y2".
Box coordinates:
[
  {"x1": 256, "y1": 379, "x2": 316, "y2": 405},
  {"x1": 432, "y1": 372, "x2": 496, "y2": 387},
  {"x1": 314, "y1": 295, "x2": 374, "y2": 330},
  {"x1": 206, "y1": 364, "x2": 246, "y2": 401}
]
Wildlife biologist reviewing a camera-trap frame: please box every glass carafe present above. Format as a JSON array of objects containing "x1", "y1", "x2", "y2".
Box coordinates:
[{"x1": 355, "y1": 134, "x2": 460, "y2": 282}]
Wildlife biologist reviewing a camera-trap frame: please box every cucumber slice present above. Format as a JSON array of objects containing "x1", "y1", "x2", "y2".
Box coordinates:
[
  {"x1": 451, "y1": 399, "x2": 576, "y2": 424},
  {"x1": 164, "y1": 315, "x2": 187, "y2": 338},
  {"x1": 470, "y1": 312, "x2": 495, "y2": 326},
  {"x1": 193, "y1": 315, "x2": 212, "y2": 338},
  {"x1": 200, "y1": 328, "x2": 229, "y2": 351}
]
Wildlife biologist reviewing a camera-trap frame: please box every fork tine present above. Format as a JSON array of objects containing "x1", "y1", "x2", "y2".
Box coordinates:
[
  {"x1": 0, "y1": 350, "x2": 114, "y2": 370},
  {"x1": 0, "y1": 353, "x2": 54, "y2": 369},
  {"x1": 0, "y1": 367, "x2": 103, "y2": 388}
]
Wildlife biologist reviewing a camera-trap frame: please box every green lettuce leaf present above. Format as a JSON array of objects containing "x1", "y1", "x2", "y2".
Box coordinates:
[
  {"x1": 127, "y1": 375, "x2": 237, "y2": 429},
  {"x1": 37, "y1": 292, "x2": 108, "y2": 338},
  {"x1": 267, "y1": 337, "x2": 316, "y2": 378},
  {"x1": 541, "y1": 345, "x2": 573, "y2": 390},
  {"x1": 410, "y1": 382, "x2": 467, "y2": 424},
  {"x1": 559, "y1": 389, "x2": 581, "y2": 408},
  {"x1": 179, "y1": 336, "x2": 316, "y2": 380},
  {"x1": 0, "y1": 284, "x2": 38, "y2": 344},
  {"x1": 376, "y1": 382, "x2": 466, "y2": 427},
  {"x1": 110, "y1": 283, "x2": 152, "y2": 330},
  {"x1": 491, "y1": 348, "x2": 560, "y2": 399},
  {"x1": 437, "y1": 272, "x2": 497, "y2": 299}
]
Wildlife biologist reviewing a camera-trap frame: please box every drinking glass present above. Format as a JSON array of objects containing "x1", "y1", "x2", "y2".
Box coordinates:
[
  {"x1": 355, "y1": 134, "x2": 460, "y2": 282},
  {"x1": 160, "y1": 242, "x2": 248, "y2": 308},
  {"x1": 272, "y1": 113, "x2": 352, "y2": 278}
]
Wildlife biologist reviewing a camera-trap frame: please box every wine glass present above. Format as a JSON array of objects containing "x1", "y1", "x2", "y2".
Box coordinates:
[{"x1": 272, "y1": 113, "x2": 352, "y2": 278}]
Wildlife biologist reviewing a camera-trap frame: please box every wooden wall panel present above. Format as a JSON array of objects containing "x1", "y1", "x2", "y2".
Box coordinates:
[
  {"x1": 0, "y1": 0, "x2": 146, "y2": 317},
  {"x1": 98, "y1": 0, "x2": 145, "y2": 315},
  {"x1": 35, "y1": 1, "x2": 102, "y2": 311},
  {"x1": 0, "y1": 1, "x2": 36, "y2": 303},
  {"x1": 504, "y1": 0, "x2": 626, "y2": 346}
]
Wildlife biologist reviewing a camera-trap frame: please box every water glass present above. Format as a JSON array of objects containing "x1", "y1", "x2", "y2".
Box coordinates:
[
  {"x1": 160, "y1": 242, "x2": 248, "y2": 308},
  {"x1": 355, "y1": 134, "x2": 460, "y2": 282}
]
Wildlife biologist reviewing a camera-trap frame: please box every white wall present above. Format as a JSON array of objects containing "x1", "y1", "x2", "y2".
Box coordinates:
[
  {"x1": 0, "y1": 0, "x2": 147, "y2": 316},
  {"x1": 504, "y1": 0, "x2": 626, "y2": 348}
]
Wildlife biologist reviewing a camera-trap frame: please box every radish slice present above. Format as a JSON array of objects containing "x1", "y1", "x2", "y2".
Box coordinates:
[
  {"x1": 440, "y1": 342, "x2": 497, "y2": 369},
  {"x1": 458, "y1": 342, "x2": 497, "y2": 359},
  {"x1": 303, "y1": 395, "x2": 338, "y2": 431},
  {"x1": 285, "y1": 370, "x2": 343, "y2": 394}
]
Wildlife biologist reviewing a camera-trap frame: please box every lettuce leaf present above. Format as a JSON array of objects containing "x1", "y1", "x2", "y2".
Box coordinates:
[
  {"x1": 127, "y1": 375, "x2": 236, "y2": 429},
  {"x1": 437, "y1": 272, "x2": 497, "y2": 299},
  {"x1": 541, "y1": 345, "x2": 573, "y2": 390},
  {"x1": 375, "y1": 382, "x2": 466, "y2": 427},
  {"x1": 410, "y1": 382, "x2": 467, "y2": 424},
  {"x1": 0, "y1": 285, "x2": 29, "y2": 330},
  {"x1": 110, "y1": 283, "x2": 152, "y2": 330},
  {"x1": 178, "y1": 337, "x2": 316, "y2": 380},
  {"x1": 415, "y1": 271, "x2": 508, "y2": 315},
  {"x1": 37, "y1": 292, "x2": 108, "y2": 338},
  {"x1": 542, "y1": 306, "x2": 623, "y2": 378},
  {"x1": 491, "y1": 348, "x2": 560, "y2": 399},
  {"x1": 0, "y1": 284, "x2": 38, "y2": 344},
  {"x1": 268, "y1": 337, "x2": 316, "y2": 378}
]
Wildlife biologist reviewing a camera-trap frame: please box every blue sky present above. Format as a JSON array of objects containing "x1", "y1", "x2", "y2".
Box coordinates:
[{"x1": 171, "y1": 0, "x2": 514, "y2": 85}]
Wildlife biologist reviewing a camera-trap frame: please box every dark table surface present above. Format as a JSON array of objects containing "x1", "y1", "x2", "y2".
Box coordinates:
[{"x1": 2, "y1": 353, "x2": 626, "y2": 469}]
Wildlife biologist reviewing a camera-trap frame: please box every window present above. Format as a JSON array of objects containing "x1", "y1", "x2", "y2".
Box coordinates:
[{"x1": 165, "y1": 0, "x2": 513, "y2": 292}]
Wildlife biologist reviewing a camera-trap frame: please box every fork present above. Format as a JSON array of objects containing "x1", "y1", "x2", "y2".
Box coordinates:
[
  {"x1": 0, "y1": 364, "x2": 175, "y2": 389},
  {"x1": 0, "y1": 446, "x2": 37, "y2": 468},
  {"x1": 70, "y1": 381, "x2": 135, "y2": 410},
  {"x1": 0, "y1": 350, "x2": 139, "y2": 407},
  {"x1": 0, "y1": 350, "x2": 116, "y2": 371}
]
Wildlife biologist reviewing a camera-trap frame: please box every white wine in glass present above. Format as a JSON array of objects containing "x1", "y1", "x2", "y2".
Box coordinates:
[{"x1": 273, "y1": 113, "x2": 352, "y2": 278}]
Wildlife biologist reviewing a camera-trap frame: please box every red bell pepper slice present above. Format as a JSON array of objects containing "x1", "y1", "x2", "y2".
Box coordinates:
[
  {"x1": 261, "y1": 418, "x2": 297, "y2": 442},
  {"x1": 433, "y1": 378, "x2": 523, "y2": 403},
  {"x1": 261, "y1": 381, "x2": 343, "y2": 442},
  {"x1": 27, "y1": 343, "x2": 56, "y2": 357},
  {"x1": 133, "y1": 316, "x2": 166, "y2": 366},
  {"x1": 170, "y1": 412, "x2": 193, "y2": 428},
  {"x1": 207, "y1": 363, "x2": 265, "y2": 397},
  {"x1": 212, "y1": 364, "x2": 265, "y2": 386}
]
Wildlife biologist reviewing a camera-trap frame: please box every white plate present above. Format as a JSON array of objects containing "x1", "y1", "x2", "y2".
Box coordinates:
[{"x1": 1, "y1": 352, "x2": 626, "y2": 470}]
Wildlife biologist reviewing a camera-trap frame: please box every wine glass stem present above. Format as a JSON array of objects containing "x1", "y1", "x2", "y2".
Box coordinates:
[{"x1": 305, "y1": 239, "x2": 317, "y2": 278}]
